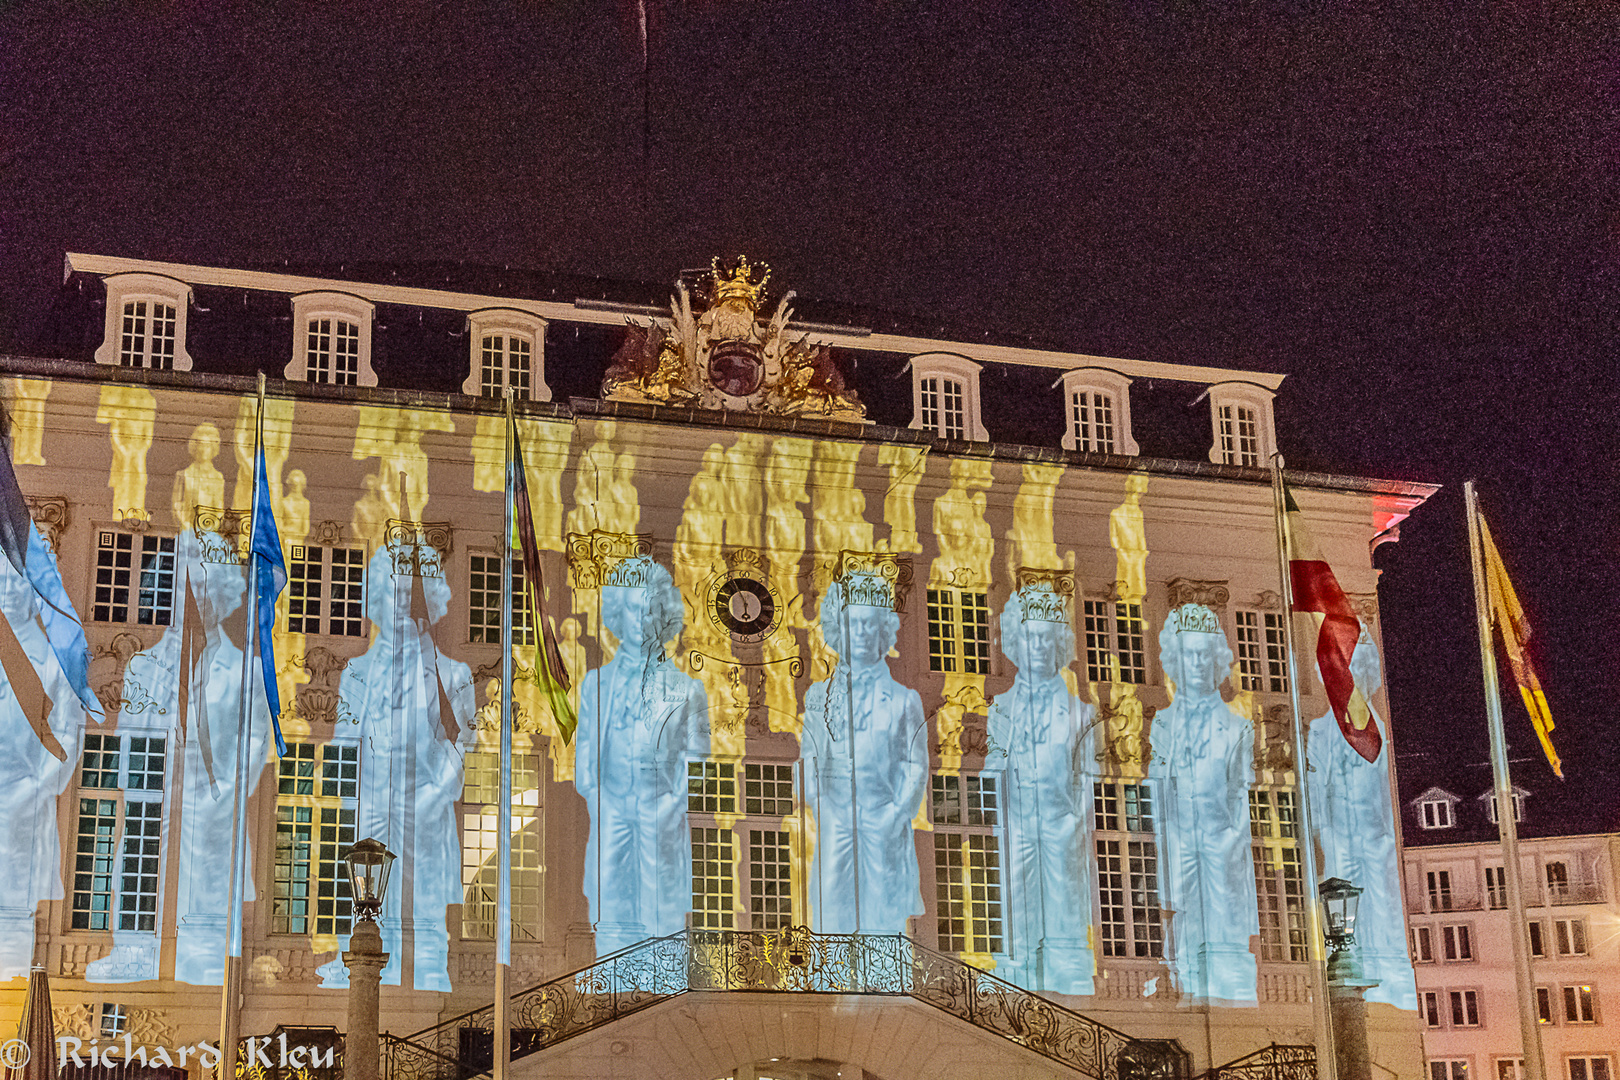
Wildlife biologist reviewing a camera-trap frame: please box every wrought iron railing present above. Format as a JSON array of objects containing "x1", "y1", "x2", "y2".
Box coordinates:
[
  {"x1": 1192, "y1": 1043, "x2": 1316, "y2": 1080},
  {"x1": 381, "y1": 927, "x2": 1185, "y2": 1080}
]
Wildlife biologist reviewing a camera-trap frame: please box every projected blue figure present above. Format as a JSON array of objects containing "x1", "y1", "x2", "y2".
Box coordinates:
[
  {"x1": 1152, "y1": 603, "x2": 1258, "y2": 1003},
  {"x1": 574, "y1": 557, "x2": 710, "y2": 957},
  {"x1": 1308, "y1": 634, "x2": 1416, "y2": 1011},
  {"x1": 334, "y1": 544, "x2": 474, "y2": 991},
  {"x1": 0, "y1": 537, "x2": 88, "y2": 978},
  {"x1": 801, "y1": 575, "x2": 927, "y2": 935},
  {"x1": 987, "y1": 588, "x2": 1094, "y2": 993}
]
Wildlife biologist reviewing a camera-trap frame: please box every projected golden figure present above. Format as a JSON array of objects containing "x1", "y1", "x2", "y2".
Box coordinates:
[
  {"x1": 878, "y1": 444, "x2": 927, "y2": 555},
  {"x1": 231, "y1": 394, "x2": 293, "y2": 512},
  {"x1": 171, "y1": 423, "x2": 224, "y2": 530},
  {"x1": 6, "y1": 378, "x2": 51, "y2": 465},
  {"x1": 801, "y1": 566, "x2": 926, "y2": 935},
  {"x1": 96, "y1": 384, "x2": 156, "y2": 516}
]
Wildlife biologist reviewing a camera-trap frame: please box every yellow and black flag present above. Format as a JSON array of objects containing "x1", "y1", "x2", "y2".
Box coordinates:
[{"x1": 1479, "y1": 515, "x2": 1561, "y2": 778}]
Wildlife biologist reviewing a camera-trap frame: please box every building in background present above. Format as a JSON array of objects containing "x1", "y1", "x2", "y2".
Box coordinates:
[
  {"x1": 0, "y1": 252, "x2": 1436, "y2": 1079},
  {"x1": 1401, "y1": 771, "x2": 1618, "y2": 1080}
]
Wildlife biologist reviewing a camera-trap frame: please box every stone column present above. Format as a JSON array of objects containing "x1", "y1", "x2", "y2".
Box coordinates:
[
  {"x1": 1329, "y1": 980, "x2": 1373, "y2": 1080},
  {"x1": 345, "y1": 919, "x2": 390, "y2": 1080}
]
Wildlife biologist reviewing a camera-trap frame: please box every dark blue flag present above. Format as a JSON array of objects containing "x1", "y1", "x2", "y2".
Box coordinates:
[{"x1": 250, "y1": 443, "x2": 288, "y2": 755}]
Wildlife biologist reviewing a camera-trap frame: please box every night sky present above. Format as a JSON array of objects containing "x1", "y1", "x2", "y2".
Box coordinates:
[{"x1": 2, "y1": 2, "x2": 1614, "y2": 826}]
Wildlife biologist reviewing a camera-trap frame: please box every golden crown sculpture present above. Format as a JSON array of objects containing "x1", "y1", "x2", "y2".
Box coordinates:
[{"x1": 711, "y1": 256, "x2": 770, "y2": 308}]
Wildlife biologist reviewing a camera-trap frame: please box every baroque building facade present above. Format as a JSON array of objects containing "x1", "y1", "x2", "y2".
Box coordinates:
[{"x1": 0, "y1": 253, "x2": 1435, "y2": 1079}]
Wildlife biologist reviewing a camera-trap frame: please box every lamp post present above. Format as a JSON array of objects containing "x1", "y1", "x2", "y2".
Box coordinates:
[
  {"x1": 1320, "y1": 877, "x2": 1376, "y2": 1080},
  {"x1": 344, "y1": 839, "x2": 396, "y2": 1080}
]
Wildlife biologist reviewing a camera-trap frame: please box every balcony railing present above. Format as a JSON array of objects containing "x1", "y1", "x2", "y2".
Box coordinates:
[
  {"x1": 381, "y1": 927, "x2": 1186, "y2": 1080},
  {"x1": 1547, "y1": 880, "x2": 1606, "y2": 906}
]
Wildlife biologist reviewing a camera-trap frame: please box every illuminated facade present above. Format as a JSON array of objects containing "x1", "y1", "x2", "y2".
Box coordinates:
[
  {"x1": 0, "y1": 252, "x2": 1437, "y2": 1079},
  {"x1": 1401, "y1": 785, "x2": 1619, "y2": 1080}
]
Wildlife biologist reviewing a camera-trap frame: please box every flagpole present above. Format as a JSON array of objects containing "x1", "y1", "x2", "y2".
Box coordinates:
[
  {"x1": 219, "y1": 373, "x2": 266, "y2": 1079},
  {"x1": 1464, "y1": 481, "x2": 1546, "y2": 1080},
  {"x1": 1270, "y1": 455, "x2": 1337, "y2": 1080},
  {"x1": 495, "y1": 394, "x2": 515, "y2": 1080}
]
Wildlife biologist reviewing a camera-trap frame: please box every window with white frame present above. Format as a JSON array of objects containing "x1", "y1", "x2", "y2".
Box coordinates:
[
  {"x1": 909, "y1": 354, "x2": 988, "y2": 441},
  {"x1": 93, "y1": 273, "x2": 193, "y2": 372},
  {"x1": 98, "y1": 1003, "x2": 128, "y2": 1038},
  {"x1": 1569, "y1": 1059, "x2": 1613, "y2": 1080},
  {"x1": 1250, "y1": 789, "x2": 1306, "y2": 961},
  {"x1": 1483, "y1": 789, "x2": 1526, "y2": 824},
  {"x1": 1095, "y1": 780, "x2": 1162, "y2": 958},
  {"x1": 1059, "y1": 369, "x2": 1138, "y2": 455},
  {"x1": 469, "y1": 553, "x2": 533, "y2": 645},
  {"x1": 287, "y1": 544, "x2": 366, "y2": 637},
  {"x1": 93, "y1": 531, "x2": 176, "y2": 625},
  {"x1": 1497, "y1": 1060, "x2": 1525, "y2": 1080},
  {"x1": 1234, "y1": 609, "x2": 1289, "y2": 693},
  {"x1": 1427, "y1": 869, "x2": 1454, "y2": 911},
  {"x1": 1546, "y1": 860, "x2": 1571, "y2": 899},
  {"x1": 271, "y1": 742, "x2": 359, "y2": 938},
  {"x1": 284, "y1": 292, "x2": 377, "y2": 387},
  {"x1": 1430, "y1": 1062, "x2": 1470, "y2": 1080},
  {"x1": 1562, "y1": 984, "x2": 1598, "y2": 1023},
  {"x1": 1082, "y1": 599, "x2": 1148, "y2": 684},
  {"x1": 71, "y1": 733, "x2": 167, "y2": 932},
  {"x1": 1554, "y1": 917, "x2": 1587, "y2": 956},
  {"x1": 1442, "y1": 923, "x2": 1474, "y2": 961},
  {"x1": 687, "y1": 760, "x2": 797, "y2": 932},
  {"x1": 1420, "y1": 991, "x2": 1443, "y2": 1028},
  {"x1": 1486, "y1": 866, "x2": 1507, "y2": 909},
  {"x1": 1206, "y1": 382, "x2": 1277, "y2": 467},
  {"x1": 1449, "y1": 988, "x2": 1482, "y2": 1027},
  {"x1": 1529, "y1": 920, "x2": 1547, "y2": 958},
  {"x1": 461, "y1": 752, "x2": 543, "y2": 941},
  {"x1": 1410, "y1": 926, "x2": 1434, "y2": 963},
  {"x1": 463, "y1": 310, "x2": 549, "y2": 401},
  {"x1": 931, "y1": 773, "x2": 1003, "y2": 955},
  {"x1": 926, "y1": 587, "x2": 990, "y2": 674},
  {"x1": 1420, "y1": 796, "x2": 1456, "y2": 829},
  {"x1": 1536, "y1": 986, "x2": 1554, "y2": 1023}
]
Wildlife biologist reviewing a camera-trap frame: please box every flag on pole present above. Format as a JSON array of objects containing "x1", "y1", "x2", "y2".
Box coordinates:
[
  {"x1": 509, "y1": 415, "x2": 577, "y2": 743},
  {"x1": 249, "y1": 442, "x2": 288, "y2": 756},
  {"x1": 1478, "y1": 515, "x2": 1561, "y2": 779},
  {"x1": 1284, "y1": 482, "x2": 1381, "y2": 763},
  {"x1": 0, "y1": 431, "x2": 100, "y2": 714},
  {"x1": 177, "y1": 569, "x2": 216, "y2": 786}
]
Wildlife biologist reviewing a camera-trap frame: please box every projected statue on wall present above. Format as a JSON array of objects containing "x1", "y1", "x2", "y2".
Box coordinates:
[
  {"x1": 801, "y1": 571, "x2": 927, "y2": 935},
  {"x1": 1152, "y1": 603, "x2": 1258, "y2": 1003},
  {"x1": 573, "y1": 556, "x2": 710, "y2": 957},
  {"x1": 0, "y1": 538, "x2": 88, "y2": 978},
  {"x1": 336, "y1": 543, "x2": 474, "y2": 991},
  {"x1": 1308, "y1": 632, "x2": 1416, "y2": 1010},
  {"x1": 987, "y1": 585, "x2": 1095, "y2": 993}
]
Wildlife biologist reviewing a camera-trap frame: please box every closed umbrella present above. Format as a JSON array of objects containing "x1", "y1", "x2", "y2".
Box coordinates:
[{"x1": 7, "y1": 964, "x2": 57, "y2": 1080}]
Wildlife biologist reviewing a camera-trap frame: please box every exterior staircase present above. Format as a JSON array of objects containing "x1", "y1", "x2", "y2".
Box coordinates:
[
  {"x1": 380, "y1": 927, "x2": 1188, "y2": 1080},
  {"x1": 1192, "y1": 1043, "x2": 1318, "y2": 1080}
]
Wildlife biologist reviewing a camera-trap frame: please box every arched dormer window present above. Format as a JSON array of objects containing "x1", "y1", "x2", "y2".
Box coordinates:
[
  {"x1": 909, "y1": 353, "x2": 988, "y2": 442},
  {"x1": 462, "y1": 309, "x2": 549, "y2": 402},
  {"x1": 94, "y1": 273, "x2": 193, "y2": 372},
  {"x1": 284, "y1": 292, "x2": 377, "y2": 387},
  {"x1": 1207, "y1": 382, "x2": 1277, "y2": 467},
  {"x1": 1059, "y1": 368, "x2": 1139, "y2": 455}
]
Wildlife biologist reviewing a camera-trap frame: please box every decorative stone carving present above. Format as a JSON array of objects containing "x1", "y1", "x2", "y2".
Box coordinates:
[
  {"x1": 290, "y1": 645, "x2": 355, "y2": 726},
  {"x1": 566, "y1": 529, "x2": 655, "y2": 590},
  {"x1": 1253, "y1": 589, "x2": 1284, "y2": 611},
  {"x1": 602, "y1": 257, "x2": 864, "y2": 420},
  {"x1": 126, "y1": 1008, "x2": 175, "y2": 1047},
  {"x1": 312, "y1": 519, "x2": 344, "y2": 546},
  {"x1": 833, "y1": 550, "x2": 913, "y2": 613},
  {"x1": 192, "y1": 505, "x2": 251, "y2": 564},
  {"x1": 1166, "y1": 577, "x2": 1230, "y2": 613},
  {"x1": 24, "y1": 496, "x2": 69, "y2": 552},
  {"x1": 385, "y1": 519, "x2": 453, "y2": 576},
  {"x1": 53, "y1": 1003, "x2": 95, "y2": 1040}
]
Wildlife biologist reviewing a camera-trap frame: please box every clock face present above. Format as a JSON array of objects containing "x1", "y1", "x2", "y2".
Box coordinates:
[{"x1": 711, "y1": 574, "x2": 778, "y2": 642}]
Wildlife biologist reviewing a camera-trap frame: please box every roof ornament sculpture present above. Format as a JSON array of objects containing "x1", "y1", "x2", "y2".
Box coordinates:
[{"x1": 602, "y1": 257, "x2": 865, "y2": 421}]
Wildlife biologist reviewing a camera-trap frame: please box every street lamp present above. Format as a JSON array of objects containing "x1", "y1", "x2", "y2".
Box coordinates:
[
  {"x1": 344, "y1": 839, "x2": 396, "y2": 1080},
  {"x1": 1319, "y1": 877, "x2": 1376, "y2": 1080}
]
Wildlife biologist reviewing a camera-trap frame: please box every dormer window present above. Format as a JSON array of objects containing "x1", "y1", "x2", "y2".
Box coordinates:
[
  {"x1": 1059, "y1": 369, "x2": 1139, "y2": 455},
  {"x1": 94, "y1": 273, "x2": 193, "y2": 372},
  {"x1": 909, "y1": 353, "x2": 987, "y2": 441},
  {"x1": 462, "y1": 310, "x2": 549, "y2": 402},
  {"x1": 1481, "y1": 788, "x2": 1527, "y2": 825},
  {"x1": 1417, "y1": 789, "x2": 1459, "y2": 829},
  {"x1": 1207, "y1": 382, "x2": 1277, "y2": 467},
  {"x1": 284, "y1": 292, "x2": 377, "y2": 387}
]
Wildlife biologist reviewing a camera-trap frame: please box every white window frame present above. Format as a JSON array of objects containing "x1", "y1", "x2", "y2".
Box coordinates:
[
  {"x1": 1420, "y1": 796, "x2": 1457, "y2": 829},
  {"x1": 1529, "y1": 920, "x2": 1547, "y2": 958},
  {"x1": 1430, "y1": 1062, "x2": 1471, "y2": 1080},
  {"x1": 1536, "y1": 985, "x2": 1555, "y2": 1024},
  {"x1": 1094, "y1": 780, "x2": 1163, "y2": 959},
  {"x1": 1568, "y1": 1058, "x2": 1613, "y2": 1080},
  {"x1": 271, "y1": 741, "x2": 360, "y2": 939},
  {"x1": 462, "y1": 309, "x2": 550, "y2": 401},
  {"x1": 94, "y1": 273, "x2": 194, "y2": 372},
  {"x1": 1553, "y1": 916, "x2": 1587, "y2": 956},
  {"x1": 1481, "y1": 788, "x2": 1527, "y2": 824},
  {"x1": 461, "y1": 751, "x2": 544, "y2": 942},
  {"x1": 1441, "y1": 923, "x2": 1474, "y2": 962},
  {"x1": 71, "y1": 731, "x2": 169, "y2": 937},
  {"x1": 931, "y1": 772, "x2": 1004, "y2": 956},
  {"x1": 925, "y1": 586, "x2": 991, "y2": 675},
  {"x1": 1410, "y1": 925, "x2": 1434, "y2": 963},
  {"x1": 687, "y1": 759, "x2": 800, "y2": 932},
  {"x1": 1562, "y1": 983, "x2": 1598, "y2": 1024},
  {"x1": 909, "y1": 353, "x2": 988, "y2": 441},
  {"x1": 287, "y1": 543, "x2": 367, "y2": 637},
  {"x1": 284, "y1": 292, "x2": 377, "y2": 387},
  {"x1": 1059, "y1": 368, "x2": 1138, "y2": 455},
  {"x1": 1082, "y1": 598, "x2": 1149, "y2": 685},
  {"x1": 1206, "y1": 382, "x2": 1277, "y2": 467},
  {"x1": 1449, "y1": 987, "x2": 1482, "y2": 1027}
]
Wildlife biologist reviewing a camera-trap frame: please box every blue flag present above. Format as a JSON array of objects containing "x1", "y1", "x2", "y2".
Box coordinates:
[
  {"x1": 0, "y1": 433, "x2": 99, "y2": 713},
  {"x1": 250, "y1": 444, "x2": 288, "y2": 756}
]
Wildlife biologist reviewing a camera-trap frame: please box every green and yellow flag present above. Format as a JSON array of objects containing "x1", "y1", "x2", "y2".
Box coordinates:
[
  {"x1": 1479, "y1": 515, "x2": 1561, "y2": 778},
  {"x1": 509, "y1": 414, "x2": 577, "y2": 743}
]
